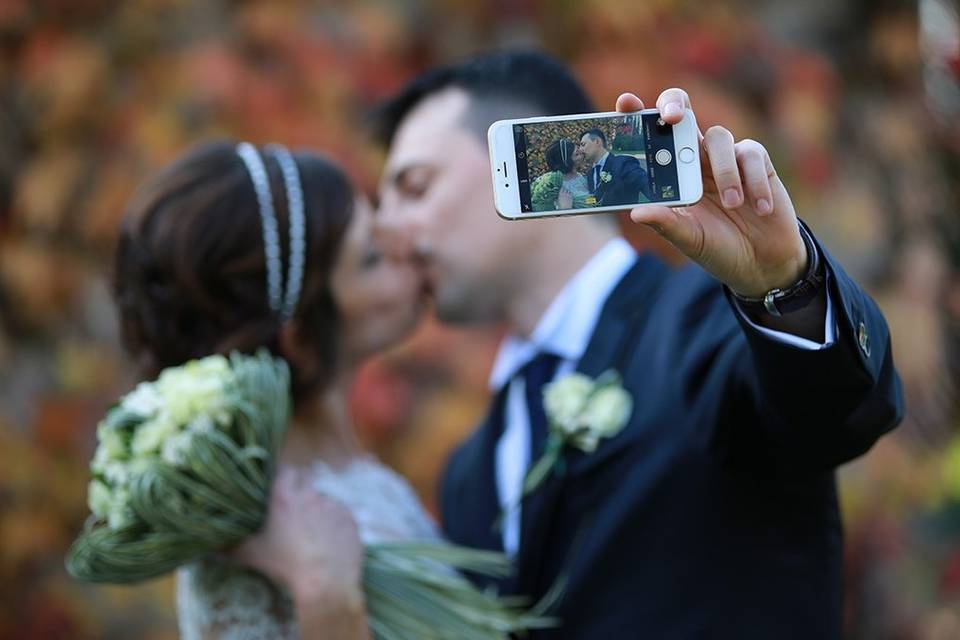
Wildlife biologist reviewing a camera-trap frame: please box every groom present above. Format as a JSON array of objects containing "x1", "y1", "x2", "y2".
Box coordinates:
[
  {"x1": 375, "y1": 50, "x2": 902, "y2": 638},
  {"x1": 578, "y1": 128, "x2": 650, "y2": 205}
]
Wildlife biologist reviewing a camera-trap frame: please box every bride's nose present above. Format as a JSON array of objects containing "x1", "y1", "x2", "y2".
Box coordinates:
[{"x1": 373, "y1": 217, "x2": 415, "y2": 262}]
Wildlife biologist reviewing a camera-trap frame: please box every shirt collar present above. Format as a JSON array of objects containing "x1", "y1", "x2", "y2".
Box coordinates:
[
  {"x1": 488, "y1": 237, "x2": 638, "y2": 390},
  {"x1": 592, "y1": 151, "x2": 610, "y2": 170}
]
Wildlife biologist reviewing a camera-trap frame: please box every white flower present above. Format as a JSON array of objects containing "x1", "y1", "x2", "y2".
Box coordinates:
[
  {"x1": 94, "y1": 422, "x2": 128, "y2": 465},
  {"x1": 131, "y1": 415, "x2": 181, "y2": 457},
  {"x1": 580, "y1": 386, "x2": 633, "y2": 438},
  {"x1": 543, "y1": 373, "x2": 594, "y2": 433},
  {"x1": 600, "y1": 171, "x2": 613, "y2": 183},
  {"x1": 156, "y1": 355, "x2": 233, "y2": 426},
  {"x1": 87, "y1": 480, "x2": 112, "y2": 519},
  {"x1": 186, "y1": 414, "x2": 217, "y2": 434},
  {"x1": 572, "y1": 431, "x2": 601, "y2": 454},
  {"x1": 161, "y1": 430, "x2": 195, "y2": 467},
  {"x1": 100, "y1": 461, "x2": 131, "y2": 485},
  {"x1": 89, "y1": 480, "x2": 136, "y2": 530},
  {"x1": 106, "y1": 486, "x2": 136, "y2": 529},
  {"x1": 543, "y1": 370, "x2": 633, "y2": 453},
  {"x1": 121, "y1": 382, "x2": 164, "y2": 418}
]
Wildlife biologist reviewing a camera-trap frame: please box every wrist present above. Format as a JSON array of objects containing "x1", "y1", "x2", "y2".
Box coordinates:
[
  {"x1": 732, "y1": 222, "x2": 825, "y2": 317},
  {"x1": 291, "y1": 568, "x2": 370, "y2": 640},
  {"x1": 291, "y1": 568, "x2": 365, "y2": 615},
  {"x1": 731, "y1": 230, "x2": 808, "y2": 299},
  {"x1": 762, "y1": 245, "x2": 809, "y2": 295}
]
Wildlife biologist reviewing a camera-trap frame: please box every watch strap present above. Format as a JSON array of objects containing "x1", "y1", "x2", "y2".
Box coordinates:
[{"x1": 733, "y1": 223, "x2": 825, "y2": 317}]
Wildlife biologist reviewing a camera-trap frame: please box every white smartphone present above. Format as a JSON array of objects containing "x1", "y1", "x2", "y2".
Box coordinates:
[{"x1": 488, "y1": 109, "x2": 703, "y2": 220}]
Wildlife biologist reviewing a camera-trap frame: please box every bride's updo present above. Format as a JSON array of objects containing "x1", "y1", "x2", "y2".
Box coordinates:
[{"x1": 113, "y1": 140, "x2": 354, "y2": 401}]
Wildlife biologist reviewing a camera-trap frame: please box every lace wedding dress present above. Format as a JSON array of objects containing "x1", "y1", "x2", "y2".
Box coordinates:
[{"x1": 176, "y1": 456, "x2": 438, "y2": 639}]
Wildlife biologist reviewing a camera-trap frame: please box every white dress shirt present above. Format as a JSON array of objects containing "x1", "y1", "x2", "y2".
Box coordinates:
[
  {"x1": 590, "y1": 151, "x2": 610, "y2": 189},
  {"x1": 490, "y1": 237, "x2": 836, "y2": 555}
]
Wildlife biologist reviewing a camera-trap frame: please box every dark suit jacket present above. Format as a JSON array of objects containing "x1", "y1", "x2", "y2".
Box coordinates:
[
  {"x1": 441, "y1": 225, "x2": 903, "y2": 639},
  {"x1": 590, "y1": 153, "x2": 650, "y2": 206}
]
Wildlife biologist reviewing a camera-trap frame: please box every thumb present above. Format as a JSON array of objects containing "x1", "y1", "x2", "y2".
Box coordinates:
[{"x1": 629, "y1": 205, "x2": 704, "y2": 258}]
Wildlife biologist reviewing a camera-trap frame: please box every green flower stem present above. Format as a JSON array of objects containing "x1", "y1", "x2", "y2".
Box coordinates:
[
  {"x1": 364, "y1": 543, "x2": 557, "y2": 639},
  {"x1": 522, "y1": 432, "x2": 567, "y2": 497}
]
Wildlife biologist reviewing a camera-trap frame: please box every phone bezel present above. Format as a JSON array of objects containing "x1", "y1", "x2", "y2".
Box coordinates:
[{"x1": 488, "y1": 108, "x2": 703, "y2": 220}]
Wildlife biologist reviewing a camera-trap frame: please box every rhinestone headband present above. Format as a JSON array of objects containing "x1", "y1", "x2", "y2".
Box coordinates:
[{"x1": 235, "y1": 141, "x2": 306, "y2": 321}]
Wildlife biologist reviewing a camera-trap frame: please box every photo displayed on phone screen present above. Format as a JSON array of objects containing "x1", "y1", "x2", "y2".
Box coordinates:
[{"x1": 513, "y1": 113, "x2": 681, "y2": 213}]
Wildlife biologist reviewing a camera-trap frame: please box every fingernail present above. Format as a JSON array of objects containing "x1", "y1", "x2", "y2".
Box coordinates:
[
  {"x1": 664, "y1": 103, "x2": 682, "y2": 119},
  {"x1": 722, "y1": 188, "x2": 740, "y2": 208},
  {"x1": 757, "y1": 198, "x2": 772, "y2": 214}
]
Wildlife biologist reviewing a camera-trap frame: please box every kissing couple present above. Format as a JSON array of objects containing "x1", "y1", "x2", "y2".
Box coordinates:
[
  {"x1": 113, "y1": 50, "x2": 902, "y2": 638},
  {"x1": 532, "y1": 128, "x2": 651, "y2": 212}
]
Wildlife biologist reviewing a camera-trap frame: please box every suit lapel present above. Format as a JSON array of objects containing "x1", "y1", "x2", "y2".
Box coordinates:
[
  {"x1": 512, "y1": 252, "x2": 672, "y2": 598},
  {"x1": 444, "y1": 390, "x2": 507, "y2": 556},
  {"x1": 575, "y1": 251, "x2": 668, "y2": 379},
  {"x1": 595, "y1": 155, "x2": 613, "y2": 203},
  {"x1": 570, "y1": 253, "x2": 671, "y2": 476}
]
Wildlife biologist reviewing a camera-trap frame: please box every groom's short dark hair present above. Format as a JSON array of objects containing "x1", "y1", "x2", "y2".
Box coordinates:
[
  {"x1": 581, "y1": 128, "x2": 607, "y2": 147},
  {"x1": 372, "y1": 50, "x2": 595, "y2": 145}
]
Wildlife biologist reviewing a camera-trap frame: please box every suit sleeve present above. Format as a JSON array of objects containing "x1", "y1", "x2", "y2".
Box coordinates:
[
  {"x1": 719, "y1": 224, "x2": 904, "y2": 469},
  {"x1": 619, "y1": 156, "x2": 651, "y2": 201}
]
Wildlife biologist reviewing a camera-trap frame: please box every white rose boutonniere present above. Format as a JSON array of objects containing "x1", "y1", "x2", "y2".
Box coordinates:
[
  {"x1": 599, "y1": 170, "x2": 613, "y2": 184},
  {"x1": 522, "y1": 369, "x2": 633, "y2": 499}
]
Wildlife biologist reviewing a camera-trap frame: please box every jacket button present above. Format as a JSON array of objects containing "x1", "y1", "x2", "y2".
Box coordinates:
[{"x1": 857, "y1": 321, "x2": 871, "y2": 357}]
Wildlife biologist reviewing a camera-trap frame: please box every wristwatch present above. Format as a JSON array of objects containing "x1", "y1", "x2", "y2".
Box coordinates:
[{"x1": 732, "y1": 223, "x2": 826, "y2": 317}]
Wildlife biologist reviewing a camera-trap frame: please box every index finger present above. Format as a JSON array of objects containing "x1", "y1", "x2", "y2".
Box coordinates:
[
  {"x1": 656, "y1": 88, "x2": 693, "y2": 126},
  {"x1": 615, "y1": 92, "x2": 645, "y2": 113}
]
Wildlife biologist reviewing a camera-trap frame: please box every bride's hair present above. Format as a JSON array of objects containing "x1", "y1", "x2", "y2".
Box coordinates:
[
  {"x1": 113, "y1": 140, "x2": 354, "y2": 402},
  {"x1": 545, "y1": 138, "x2": 577, "y2": 174}
]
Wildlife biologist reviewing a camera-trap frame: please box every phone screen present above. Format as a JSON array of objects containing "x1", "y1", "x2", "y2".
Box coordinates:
[{"x1": 513, "y1": 113, "x2": 681, "y2": 213}]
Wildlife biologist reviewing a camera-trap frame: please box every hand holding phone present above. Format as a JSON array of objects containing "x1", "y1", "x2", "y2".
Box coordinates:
[
  {"x1": 615, "y1": 88, "x2": 811, "y2": 301},
  {"x1": 489, "y1": 87, "x2": 815, "y2": 308}
]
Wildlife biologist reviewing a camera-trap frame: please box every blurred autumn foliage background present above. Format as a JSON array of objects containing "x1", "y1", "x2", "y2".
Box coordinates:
[{"x1": 1, "y1": 0, "x2": 959, "y2": 638}]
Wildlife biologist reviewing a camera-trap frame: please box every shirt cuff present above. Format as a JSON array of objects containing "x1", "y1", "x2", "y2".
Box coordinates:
[{"x1": 732, "y1": 275, "x2": 836, "y2": 350}]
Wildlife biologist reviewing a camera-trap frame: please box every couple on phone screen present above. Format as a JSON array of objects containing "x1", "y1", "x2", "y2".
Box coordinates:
[{"x1": 531, "y1": 128, "x2": 651, "y2": 212}]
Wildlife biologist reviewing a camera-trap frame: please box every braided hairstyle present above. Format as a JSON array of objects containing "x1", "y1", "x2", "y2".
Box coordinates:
[{"x1": 113, "y1": 140, "x2": 354, "y2": 403}]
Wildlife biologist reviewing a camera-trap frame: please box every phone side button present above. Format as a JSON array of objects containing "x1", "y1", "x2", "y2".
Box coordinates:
[{"x1": 679, "y1": 147, "x2": 696, "y2": 164}]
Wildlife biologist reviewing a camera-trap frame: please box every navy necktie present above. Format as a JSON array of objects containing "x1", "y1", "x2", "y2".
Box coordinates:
[
  {"x1": 518, "y1": 352, "x2": 563, "y2": 463},
  {"x1": 592, "y1": 165, "x2": 601, "y2": 192}
]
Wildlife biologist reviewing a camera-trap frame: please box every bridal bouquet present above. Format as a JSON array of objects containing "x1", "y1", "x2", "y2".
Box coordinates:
[
  {"x1": 531, "y1": 170, "x2": 563, "y2": 212},
  {"x1": 67, "y1": 351, "x2": 551, "y2": 639}
]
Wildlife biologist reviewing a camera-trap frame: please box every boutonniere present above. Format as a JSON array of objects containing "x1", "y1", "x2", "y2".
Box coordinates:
[
  {"x1": 496, "y1": 370, "x2": 631, "y2": 530},
  {"x1": 522, "y1": 370, "x2": 633, "y2": 500},
  {"x1": 599, "y1": 170, "x2": 613, "y2": 184}
]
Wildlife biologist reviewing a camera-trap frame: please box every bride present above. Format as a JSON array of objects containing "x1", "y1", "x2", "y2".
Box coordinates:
[
  {"x1": 530, "y1": 138, "x2": 593, "y2": 212},
  {"x1": 113, "y1": 140, "x2": 434, "y2": 638}
]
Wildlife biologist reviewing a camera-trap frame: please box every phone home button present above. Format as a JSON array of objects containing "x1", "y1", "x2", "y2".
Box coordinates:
[{"x1": 679, "y1": 146, "x2": 695, "y2": 164}]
